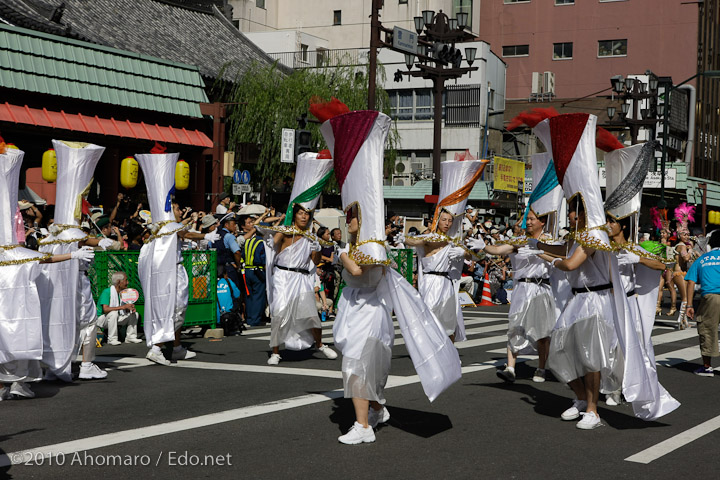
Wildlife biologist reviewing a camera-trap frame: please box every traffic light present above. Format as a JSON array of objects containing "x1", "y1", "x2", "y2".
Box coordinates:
[{"x1": 295, "y1": 129, "x2": 312, "y2": 158}]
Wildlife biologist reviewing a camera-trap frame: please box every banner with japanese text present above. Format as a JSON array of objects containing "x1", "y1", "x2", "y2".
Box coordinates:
[{"x1": 493, "y1": 156, "x2": 525, "y2": 193}]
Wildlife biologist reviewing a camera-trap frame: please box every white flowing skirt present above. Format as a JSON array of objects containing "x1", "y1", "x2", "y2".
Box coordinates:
[
  {"x1": 269, "y1": 269, "x2": 319, "y2": 350},
  {"x1": 548, "y1": 290, "x2": 622, "y2": 392},
  {"x1": 420, "y1": 274, "x2": 460, "y2": 337},
  {"x1": 333, "y1": 286, "x2": 394, "y2": 404},
  {"x1": 507, "y1": 282, "x2": 555, "y2": 354}
]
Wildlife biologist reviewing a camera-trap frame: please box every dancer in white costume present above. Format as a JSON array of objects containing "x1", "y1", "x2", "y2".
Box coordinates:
[
  {"x1": 603, "y1": 142, "x2": 680, "y2": 419},
  {"x1": 0, "y1": 142, "x2": 93, "y2": 400},
  {"x1": 405, "y1": 157, "x2": 487, "y2": 342},
  {"x1": 313, "y1": 99, "x2": 461, "y2": 445},
  {"x1": 37, "y1": 140, "x2": 111, "y2": 382},
  {"x1": 524, "y1": 112, "x2": 662, "y2": 429},
  {"x1": 259, "y1": 152, "x2": 337, "y2": 365},
  {"x1": 135, "y1": 146, "x2": 219, "y2": 365},
  {"x1": 484, "y1": 152, "x2": 567, "y2": 383}
]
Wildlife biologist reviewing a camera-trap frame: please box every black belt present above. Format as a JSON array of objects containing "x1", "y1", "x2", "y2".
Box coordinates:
[
  {"x1": 425, "y1": 271, "x2": 450, "y2": 278},
  {"x1": 275, "y1": 265, "x2": 312, "y2": 275},
  {"x1": 518, "y1": 277, "x2": 550, "y2": 286},
  {"x1": 572, "y1": 283, "x2": 612, "y2": 295},
  {"x1": 626, "y1": 289, "x2": 636, "y2": 297}
]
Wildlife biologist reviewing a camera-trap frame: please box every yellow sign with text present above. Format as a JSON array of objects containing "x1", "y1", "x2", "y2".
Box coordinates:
[{"x1": 493, "y1": 156, "x2": 525, "y2": 193}]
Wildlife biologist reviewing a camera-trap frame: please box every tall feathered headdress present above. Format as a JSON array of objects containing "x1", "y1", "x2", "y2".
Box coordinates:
[{"x1": 674, "y1": 202, "x2": 696, "y2": 233}]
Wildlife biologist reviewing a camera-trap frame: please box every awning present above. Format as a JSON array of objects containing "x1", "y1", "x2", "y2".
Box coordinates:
[{"x1": 0, "y1": 102, "x2": 213, "y2": 148}]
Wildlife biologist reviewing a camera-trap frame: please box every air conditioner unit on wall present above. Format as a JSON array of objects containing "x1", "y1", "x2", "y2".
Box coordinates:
[
  {"x1": 392, "y1": 174, "x2": 412, "y2": 187},
  {"x1": 394, "y1": 159, "x2": 411, "y2": 174},
  {"x1": 543, "y1": 72, "x2": 556, "y2": 96},
  {"x1": 531, "y1": 72, "x2": 543, "y2": 95}
]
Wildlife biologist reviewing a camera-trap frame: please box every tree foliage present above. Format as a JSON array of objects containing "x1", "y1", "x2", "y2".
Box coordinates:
[{"x1": 220, "y1": 61, "x2": 397, "y2": 189}]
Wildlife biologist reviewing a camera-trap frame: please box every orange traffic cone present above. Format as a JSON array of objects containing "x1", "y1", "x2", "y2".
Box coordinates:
[{"x1": 479, "y1": 273, "x2": 495, "y2": 306}]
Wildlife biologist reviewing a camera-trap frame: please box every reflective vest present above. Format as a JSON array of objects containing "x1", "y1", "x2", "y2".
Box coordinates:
[{"x1": 244, "y1": 235, "x2": 264, "y2": 268}]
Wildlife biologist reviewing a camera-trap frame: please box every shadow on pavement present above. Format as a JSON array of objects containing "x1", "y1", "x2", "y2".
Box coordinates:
[{"x1": 328, "y1": 397, "x2": 453, "y2": 438}]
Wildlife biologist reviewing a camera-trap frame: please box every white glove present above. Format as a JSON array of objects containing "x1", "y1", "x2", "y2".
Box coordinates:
[
  {"x1": 310, "y1": 240, "x2": 322, "y2": 252},
  {"x1": 618, "y1": 252, "x2": 640, "y2": 266},
  {"x1": 337, "y1": 245, "x2": 350, "y2": 257},
  {"x1": 395, "y1": 233, "x2": 405, "y2": 244},
  {"x1": 71, "y1": 246, "x2": 94, "y2": 262},
  {"x1": 526, "y1": 238, "x2": 539, "y2": 249},
  {"x1": 204, "y1": 232, "x2": 221, "y2": 243},
  {"x1": 98, "y1": 238, "x2": 114, "y2": 250},
  {"x1": 466, "y1": 236, "x2": 486, "y2": 251}
]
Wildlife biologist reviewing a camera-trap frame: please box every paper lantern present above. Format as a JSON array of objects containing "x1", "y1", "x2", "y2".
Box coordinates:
[
  {"x1": 42, "y1": 148, "x2": 57, "y2": 182},
  {"x1": 175, "y1": 159, "x2": 190, "y2": 190},
  {"x1": 120, "y1": 156, "x2": 139, "y2": 188}
]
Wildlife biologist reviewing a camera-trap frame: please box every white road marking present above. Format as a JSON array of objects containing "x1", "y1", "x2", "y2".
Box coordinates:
[
  {"x1": 0, "y1": 355, "x2": 527, "y2": 467},
  {"x1": 651, "y1": 328, "x2": 698, "y2": 346},
  {"x1": 655, "y1": 347, "x2": 701, "y2": 367},
  {"x1": 625, "y1": 413, "x2": 720, "y2": 464}
]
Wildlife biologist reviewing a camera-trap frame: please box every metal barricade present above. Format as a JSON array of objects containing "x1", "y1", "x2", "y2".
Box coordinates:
[{"x1": 89, "y1": 250, "x2": 218, "y2": 328}]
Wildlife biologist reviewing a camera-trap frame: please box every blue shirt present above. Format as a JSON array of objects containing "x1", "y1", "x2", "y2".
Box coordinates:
[
  {"x1": 217, "y1": 277, "x2": 241, "y2": 323},
  {"x1": 685, "y1": 248, "x2": 720, "y2": 295},
  {"x1": 222, "y1": 228, "x2": 241, "y2": 254}
]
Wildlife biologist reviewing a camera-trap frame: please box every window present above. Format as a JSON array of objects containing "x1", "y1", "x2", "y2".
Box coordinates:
[
  {"x1": 553, "y1": 42, "x2": 573, "y2": 59},
  {"x1": 504, "y1": 0, "x2": 530, "y2": 3},
  {"x1": 598, "y1": 39, "x2": 627, "y2": 57},
  {"x1": 389, "y1": 89, "x2": 435, "y2": 121},
  {"x1": 452, "y1": 0, "x2": 473, "y2": 29},
  {"x1": 231, "y1": 19, "x2": 239, "y2": 29},
  {"x1": 446, "y1": 84, "x2": 482, "y2": 127},
  {"x1": 300, "y1": 44, "x2": 309, "y2": 63},
  {"x1": 256, "y1": 0, "x2": 265, "y2": 8},
  {"x1": 333, "y1": 10, "x2": 342, "y2": 25},
  {"x1": 555, "y1": 0, "x2": 574, "y2": 4},
  {"x1": 399, "y1": 0, "x2": 408, "y2": 4},
  {"x1": 502, "y1": 45, "x2": 529, "y2": 57}
]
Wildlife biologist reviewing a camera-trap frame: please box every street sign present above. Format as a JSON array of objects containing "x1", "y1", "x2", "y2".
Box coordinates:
[
  {"x1": 393, "y1": 26, "x2": 418, "y2": 55},
  {"x1": 232, "y1": 184, "x2": 252, "y2": 195},
  {"x1": 598, "y1": 168, "x2": 676, "y2": 189},
  {"x1": 232, "y1": 169, "x2": 241, "y2": 184},
  {"x1": 281, "y1": 128, "x2": 295, "y2": 163},
  {"x1": 240, "y1": 170, "x2": 251, "y2": 184}
]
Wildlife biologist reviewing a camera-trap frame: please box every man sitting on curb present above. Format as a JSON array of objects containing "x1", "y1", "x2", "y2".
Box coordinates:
[{"x1": 97, "y1": 271, "x2": 142, "y2": 345}]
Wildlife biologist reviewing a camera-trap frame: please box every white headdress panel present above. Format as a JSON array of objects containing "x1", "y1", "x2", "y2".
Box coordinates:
[
  {"x1": 135, "y1": 153, "x2": 179, "y2": 223},
  {"x1": 321, "y1": 111, "x2": 391, "y2": 263},
  {"x1": 529, "y1": 152, "x2": 564, "y2": 239},
  {"x1": 437, "y1": 159, "x2": 484, "y2": 238},
  {"x1": 0, "y1": 147, "x2": 24, "y2": 245},
  {"x1": 604, "y1": 143, "x2": 644, "y2": 220},
  {"x1": 289, "y1": 152, "x2": 333, "y2": 212},
  {"x1": 52, "y1": 140, "x2": 105, "y2": 226}
]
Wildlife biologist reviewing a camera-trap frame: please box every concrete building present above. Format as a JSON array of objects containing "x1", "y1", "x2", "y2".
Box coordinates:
[
  {"x1": 230, "y1": 0, "x2": 507, "y2": 218},
  {"x1": 478, "y1": 0, "x2": 697, "y2": 100}
]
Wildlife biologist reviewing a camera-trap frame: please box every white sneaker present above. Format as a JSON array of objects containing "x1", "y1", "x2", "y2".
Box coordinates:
[
  {"x1": 576, "y1": 411, "x2": 603, "y2": 430},
  {"x1": 108, "y1": 339, "x2": 122, "y2": 346},
  {"x1": 10, "y1": 382, "x2": 35, "y2": 399},
  {"x1": 79, "y1": 363, "x2": 108, "y2": 380},
  {"x1": 561, "y1": 399, "x2": 587, "y2": 421},
  {"x1": 146, "y1": 350, "x2": 171, "y2": 366},
  {"x1": 605, "y1": 392, "x2": 621, "y2": 406},
  {"x1": 318, "y1": 344, "x2": 338, "y2": 360},
  {"x1": 171, "y1": 347, "x2": 197, "y2": 361},
  {"x1": 368, "y1": 406, "x2": 390, "y2": 428},
  {"x1": 267, "y1": 353, "x2": 281, "y2": 365},
  {"x1": 125, "y1": 337, "x2": 143, "y2": 344},
  {"x1": 0, "y1": 386, "x2": 11, "y2": 401},
  {"x1": 338, "y1": 422, "x2": 376, "y2": 445},
  {"x1": 532, "y1": 368, "x2": 546, "y2": 383}
]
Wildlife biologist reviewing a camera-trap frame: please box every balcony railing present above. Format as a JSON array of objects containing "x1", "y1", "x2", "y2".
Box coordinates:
[{"x1": 267, "y1": 48, "x2": 369, "y2": 69}]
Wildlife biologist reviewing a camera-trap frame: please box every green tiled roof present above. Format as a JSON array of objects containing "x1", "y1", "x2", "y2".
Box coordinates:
[
  {"x1": 384, "y1": 180, "x2": 493, "y2": 200},
  {"x1": 0, "y1": 23, "x2": 208, "y2": 118}
]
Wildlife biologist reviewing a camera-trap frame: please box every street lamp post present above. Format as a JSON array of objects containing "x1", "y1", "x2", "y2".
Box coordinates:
[{"x1": 368, "y1": 2, "x2": 477, "y2": 196}]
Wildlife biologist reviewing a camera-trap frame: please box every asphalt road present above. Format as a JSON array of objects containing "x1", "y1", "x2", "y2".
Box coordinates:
[{"x1": 1, "y1": 305, "x2": 718, "y2": 480}]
